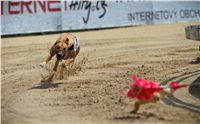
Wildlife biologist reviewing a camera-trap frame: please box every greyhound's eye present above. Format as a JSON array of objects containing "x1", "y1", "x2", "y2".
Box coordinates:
[{"x1": 57, "y1": 46, "x2": 60, "y2": 49}]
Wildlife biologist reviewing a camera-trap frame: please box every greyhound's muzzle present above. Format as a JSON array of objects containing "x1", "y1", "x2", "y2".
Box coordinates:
[{"x1": 56, "y1": 51, "x2": 65, "y2": 60}]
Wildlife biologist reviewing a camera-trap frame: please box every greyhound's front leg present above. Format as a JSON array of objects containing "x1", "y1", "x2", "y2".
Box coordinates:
[
  {"x1": 58, "y1": 58, "x2": 75, "y2": 80},
  {"x1": 40, "y1": 53, "x2": 54, "y2": 67}
]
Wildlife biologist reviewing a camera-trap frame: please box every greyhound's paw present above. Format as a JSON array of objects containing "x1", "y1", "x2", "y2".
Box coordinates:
[
  {"x1": 129, "y1": 110, "x2": 137, "y2": 114},
  {"x1": 59, "y1": 73, "x2": 64, "y2": 80},
  {"x1": 41, "y1": 78, "x2": 53, "y2": 83},
  {"x1": 41, "y1": 78, "x2": 47, "y2": 82},
  {"x1": 41, "y1": 74, "x2": 53, "y2": 82},
  {"x1": 39, "y1": 62, "x2": 46, "y2": 68}
]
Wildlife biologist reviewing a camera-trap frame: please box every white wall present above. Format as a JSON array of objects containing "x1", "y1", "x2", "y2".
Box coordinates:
[{"x1": 1, "y1": 0, "x2": 200, "y2": 35}]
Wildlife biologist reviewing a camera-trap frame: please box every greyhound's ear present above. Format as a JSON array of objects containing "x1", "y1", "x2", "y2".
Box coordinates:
[
  {"x1": 64, "y1": 38, "x2": 69, "y2": 45},
  {"x1": 66, "y1": 37, "x2": 69, "y2": 42},
  {"x1": 54, "y1": 41, "x2": 59, "y2": 45}
]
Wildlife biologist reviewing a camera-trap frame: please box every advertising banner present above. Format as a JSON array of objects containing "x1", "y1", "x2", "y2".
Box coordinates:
[{"x1": 1, "y1": 0, "x2": 200, "y2": 35}]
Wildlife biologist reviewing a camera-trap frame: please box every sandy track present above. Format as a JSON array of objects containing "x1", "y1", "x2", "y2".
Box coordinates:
[{"x1": 2, "y1": 22, "x2": 200, "y2": 124}]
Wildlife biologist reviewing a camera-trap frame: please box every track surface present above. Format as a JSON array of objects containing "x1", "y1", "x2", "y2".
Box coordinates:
[{"x1": 2, "y1": 22, "x2": 200, "y2": 124}]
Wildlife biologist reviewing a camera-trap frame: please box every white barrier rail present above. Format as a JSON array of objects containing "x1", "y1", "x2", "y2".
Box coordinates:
[{"x1": 1, "y1": 0, "x2": 200, "y2": 35}]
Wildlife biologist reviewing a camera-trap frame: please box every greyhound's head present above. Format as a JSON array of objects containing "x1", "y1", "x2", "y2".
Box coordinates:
[{"x1": 54, "y1": 39, "x2": 68, "y2": 60}]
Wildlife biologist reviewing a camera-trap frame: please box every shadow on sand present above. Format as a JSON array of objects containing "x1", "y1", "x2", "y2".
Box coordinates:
[
  {"x1": 189, "y1": 76, "x2": 200, "y2": 99},
  {"x1": 113, "y1": 112, "x2": 164, "y2": 121},
  {"x1": 30, "y1": 82, "x2": 63, "y2": 89}
]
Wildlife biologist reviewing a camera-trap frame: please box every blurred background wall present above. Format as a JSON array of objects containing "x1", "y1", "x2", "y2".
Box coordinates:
[{"x1": 1, "y1": 0, "x2": 200, "y2": 35}]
